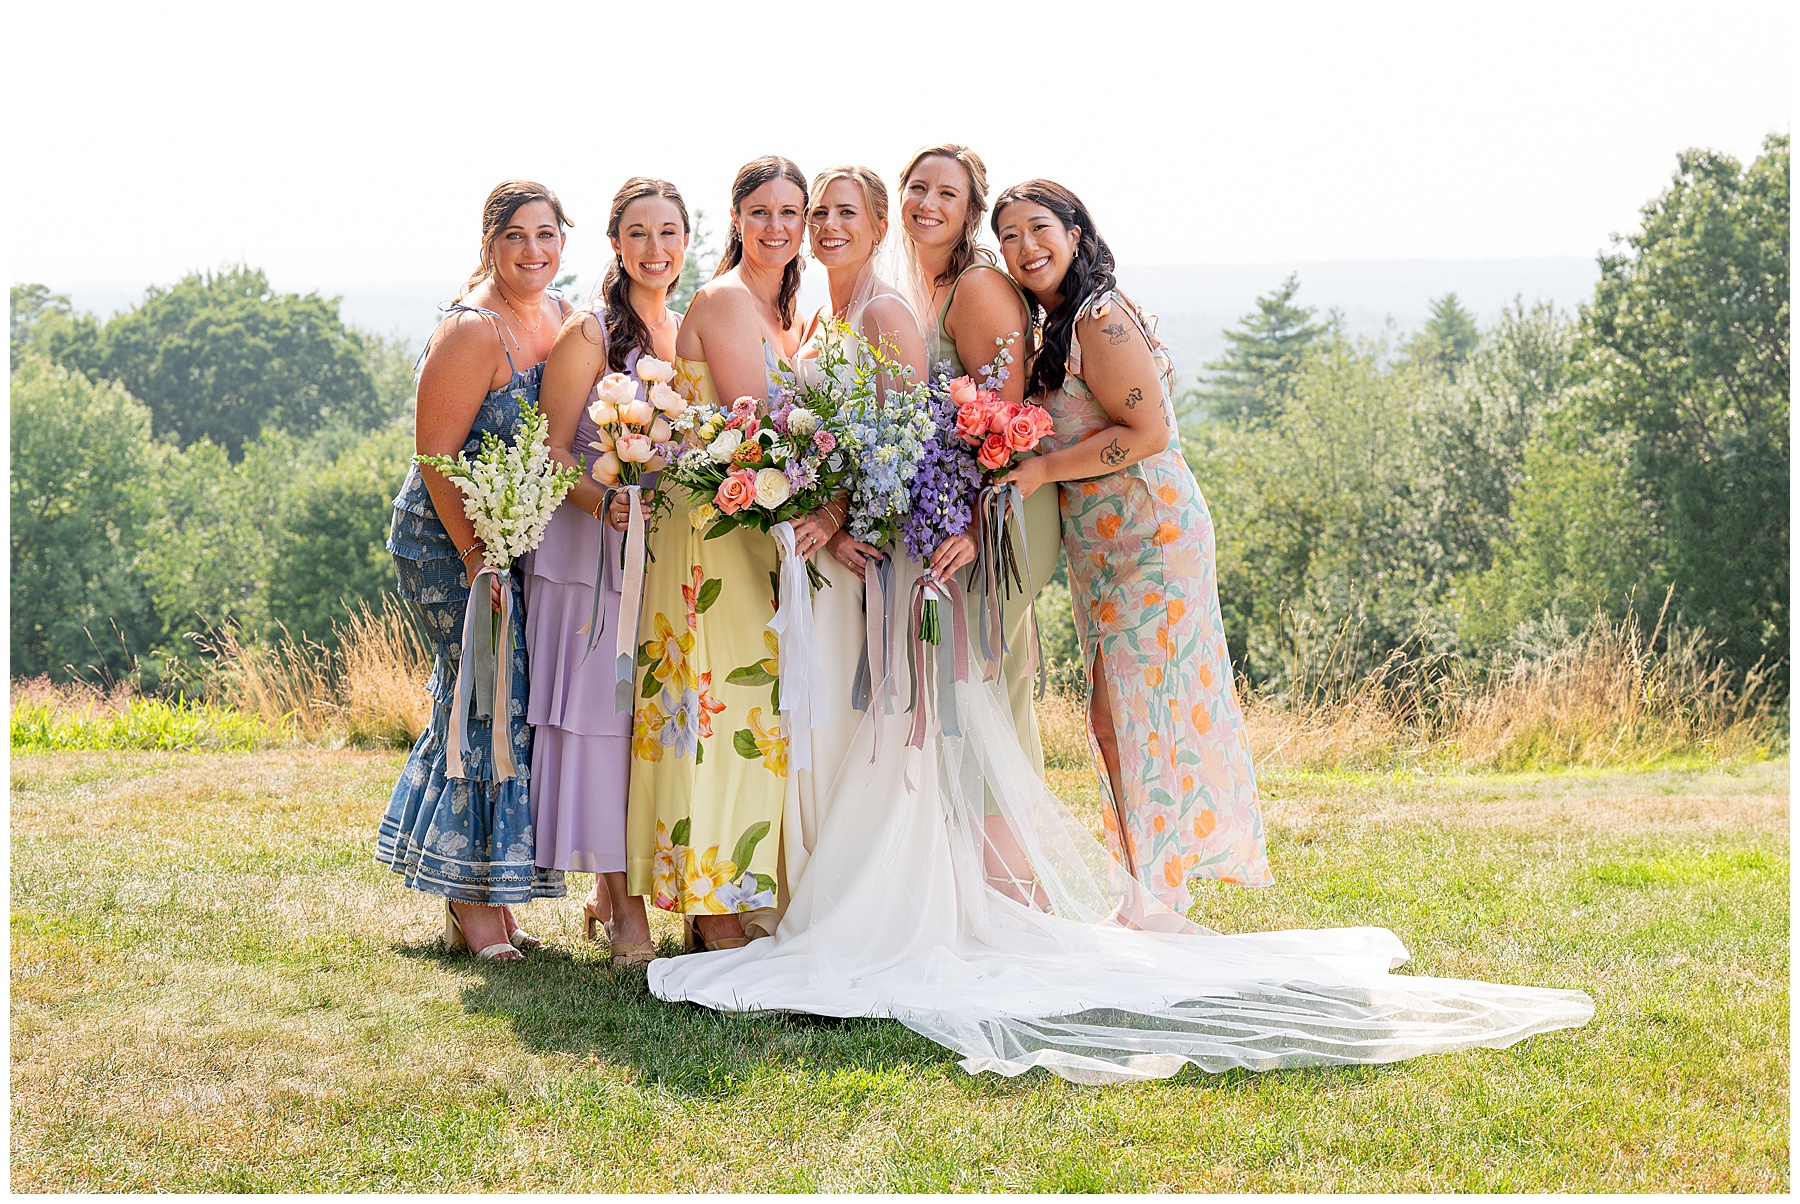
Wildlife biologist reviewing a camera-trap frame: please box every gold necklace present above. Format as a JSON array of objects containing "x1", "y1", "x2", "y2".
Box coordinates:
[{"x1": 495, "y1": 286, "x2": 543, "y2": 335}]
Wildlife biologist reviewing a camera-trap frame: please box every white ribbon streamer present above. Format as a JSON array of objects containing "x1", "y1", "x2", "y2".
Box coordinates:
[
  {"x1": 445, "y1": 566, "x2": 520, "y2": 782},
  {"x1": 767, "y1": 521, "x2": 832, "y2": 774},
  {"x1": 612, "y1": 485, "x2": 647, "y2": 713}
]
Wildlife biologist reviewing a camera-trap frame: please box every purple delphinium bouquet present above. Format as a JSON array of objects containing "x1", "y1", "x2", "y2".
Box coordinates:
[{"x1": 902, "y1": 361, "x2": 983, "y2": 642}]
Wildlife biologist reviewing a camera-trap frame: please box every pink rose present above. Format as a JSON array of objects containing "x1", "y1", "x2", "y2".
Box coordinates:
[
  {"x1": 616, "y1": 432, "x2": 654, "y2": 463},
  {"x1": 989, "y1": 400, "x2": 1020, "y2": 435},
  {"x1": 620, "y1": 399, "x2": 655, "y2": 428},
  {"x1": 946, "y1": 376, "x2": 978, "y2": 406},
  {"x1": 812, "y1": 429, "x2": 837, "y2": 454},
  {"x1": 977, "y1": 433, "x2": 1011, "y2": 472},
  {"x1": 1023, "y1": 404, "x2": 1056, "y2": 442},
  {"x1": 954, "y1": 402, "x2": 990, "y2": 443},
  {"x1": 715, "y1": 468, "x2": 757, "y2": 515},
  {"x1": 1004, "y1": 410, "x2": 1041, "y2": 453}
]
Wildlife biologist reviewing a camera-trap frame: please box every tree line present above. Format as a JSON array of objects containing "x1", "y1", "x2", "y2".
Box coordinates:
[{"x1": 10, "y1": 137, "x2": 1788, "y2": 696}]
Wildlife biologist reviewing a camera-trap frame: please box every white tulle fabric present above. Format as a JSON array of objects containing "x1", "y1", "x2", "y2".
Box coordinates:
[{"x1": 647, "y1": 549, "x2": 1594, "y2": 1084}]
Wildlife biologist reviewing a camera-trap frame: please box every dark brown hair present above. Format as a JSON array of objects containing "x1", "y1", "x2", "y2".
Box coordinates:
[
  {"x1": 715, "y1": 155, "x2": 809, "y2": 327},
  {"x1": 992, "y1": 179, "x2": 1118, "y2": 398},
  {"x1": 900, "y1": 144, "x2": 995, "y2": 288},
  {"x1": 463, "y1": 179, "x2": 573, "y2": 295},
  {"x1": 600, "y1": 177, "x2": 689, "y2": 373}
]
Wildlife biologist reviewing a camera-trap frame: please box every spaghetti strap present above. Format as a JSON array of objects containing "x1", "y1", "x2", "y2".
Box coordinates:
[{"x1": 414, "y1": 300, "x2": 519, "y2": 378}]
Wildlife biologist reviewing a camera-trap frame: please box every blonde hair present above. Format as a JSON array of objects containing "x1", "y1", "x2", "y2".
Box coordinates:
[
  {"x1": 809, "y1": 164, "x2": 890, "y2": 225},
  {"x1": 898, "y1": 143, "x2": 994, "y2": 287}
]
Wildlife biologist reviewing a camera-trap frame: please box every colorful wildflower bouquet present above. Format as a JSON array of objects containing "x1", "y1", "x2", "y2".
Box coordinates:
[{"x1": 665, "y1": 326, "x2": 859, "y2": 547}]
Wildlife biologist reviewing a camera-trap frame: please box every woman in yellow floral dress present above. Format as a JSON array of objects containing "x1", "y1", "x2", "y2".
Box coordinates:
[
  {"x1": 625, "y1": 156, "x2": 819, "y2": 950},
  {"x1": 991, "y1": 179, "x2": 1270, "y2": 911}
]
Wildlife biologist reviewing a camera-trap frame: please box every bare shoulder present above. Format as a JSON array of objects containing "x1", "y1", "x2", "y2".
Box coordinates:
[
  {"x1": 423, "y1": 306, "x2": 504, "y2": 373},
  {"x1": 1075, "y1": 292, "x2": 1144, "y2": 354},
  {"x1": 860, "y1": 292, "x2": 917, "y2": 334}
]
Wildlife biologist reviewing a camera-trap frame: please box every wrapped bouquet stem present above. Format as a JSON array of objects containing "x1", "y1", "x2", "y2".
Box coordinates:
[{"x1": 414, "y1": 398, "x2": 579, "y2": 780}]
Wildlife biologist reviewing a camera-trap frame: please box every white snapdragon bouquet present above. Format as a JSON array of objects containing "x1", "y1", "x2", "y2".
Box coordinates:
[{"x1": 414, "y1": 397, "x2": 580, "y2": 571}]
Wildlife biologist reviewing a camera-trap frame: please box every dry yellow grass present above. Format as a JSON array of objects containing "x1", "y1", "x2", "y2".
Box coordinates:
[{"x1": 205, "y1": 598, "x2": 432, "y2": 748}]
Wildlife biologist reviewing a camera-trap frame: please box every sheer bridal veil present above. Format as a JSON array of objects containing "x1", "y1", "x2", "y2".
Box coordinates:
[{"x1": 648, "y1": 228, "x2": 1593, "y2": 1086}]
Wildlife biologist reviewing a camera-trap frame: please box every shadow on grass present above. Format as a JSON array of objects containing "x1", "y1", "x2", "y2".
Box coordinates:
[
  {"x1": 397, "y1": 940, "x2": 963, "y2": 1098},
  {"x1": 397, "y1": 938, "x2": 1409, "y2": 1102}
]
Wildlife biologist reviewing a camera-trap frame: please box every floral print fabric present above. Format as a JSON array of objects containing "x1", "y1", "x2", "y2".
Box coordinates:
[
  {"x1": 625, "y1": 355, "x2": 786, "y2": 916},
  {"x1": 1042, "y1": 290, "x2": 1271, "y2": 908}
]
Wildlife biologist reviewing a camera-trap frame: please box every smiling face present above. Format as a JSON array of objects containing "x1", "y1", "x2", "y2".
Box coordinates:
[
  {"x1": 900, "y1": 155, "x2": 971, "y2": 255},
  {"x1": 489, "y1": 198, "x2": 564, "y2": 294},
  {"x1": 733, "y1": 178, "x2": 806, "y2": 272},
  {"x1": 613, "y1": 195, "x2": 688, "y2": 294},
  {"x1": 995, "y1": 200, "x2": 1082, "y2": 302},
  {"x1": 808, "y1": 177, "x2": 886, "y2": 273}
]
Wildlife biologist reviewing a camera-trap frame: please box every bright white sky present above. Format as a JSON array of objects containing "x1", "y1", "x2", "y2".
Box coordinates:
[{"x1": 7, "y1": 0, "x2": 1790, "y2": 294}]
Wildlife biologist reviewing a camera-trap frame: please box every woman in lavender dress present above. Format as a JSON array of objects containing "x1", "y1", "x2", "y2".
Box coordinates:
[{"x1": 528, "y1": 178, "x2": 689, "y2": 967}]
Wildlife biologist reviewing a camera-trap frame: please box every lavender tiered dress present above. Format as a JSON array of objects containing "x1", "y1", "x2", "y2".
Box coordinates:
[{"x1": 521, "y1": 341, "x2": 650, "y2": 876}]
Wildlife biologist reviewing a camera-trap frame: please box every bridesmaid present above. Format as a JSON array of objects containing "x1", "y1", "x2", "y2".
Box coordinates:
[
  {"x1": 783, "y1": 164, "x2": 928, "y2": 890},
  {"x1": 527, "y1": 177, "x2": 689, "y2": 968},
  {"x1": 990, "y1": 179, "x2": 1271, "y2": 910},
  {"x1": 377, "y1": 180, "x2": 573, "y2": 959},
  {"x1": 626, "y1": 156, "x2": 811, "y2": 950},
  {"x1": 897, "y1": 143, "x2": 1062, "y2": 775}
]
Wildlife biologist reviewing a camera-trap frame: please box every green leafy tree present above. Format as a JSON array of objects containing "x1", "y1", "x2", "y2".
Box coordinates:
[
  {"x1": 95, "y1": 266, "x2": 381, "y2": 457},
  {"x1": 11, "y1": 284, "x2": 103, "y2": 379},
  {"x1": 266, "y1": 428, "x2": 411, "y2": 643},
  {"x1": 1403, "y1": 292, "x2": 1482, "y2": 376},
  {"x1": 1574, "y1": 133, "x2": 1789, "y2": 670},
  {"x1": 672, "y1": 210, "x2": 719, "y2": 314},
  {"x1": 9, "y1": 356, "x2": 161, "y2": 681},
  {"x1": 1196, "y1": 274, "x2": 1329, "y2": 422}
]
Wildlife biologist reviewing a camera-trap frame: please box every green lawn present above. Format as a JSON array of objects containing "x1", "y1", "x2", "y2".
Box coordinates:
[{"x1": 9, "y1": 750, "x2": 1788, "y2": 1191}]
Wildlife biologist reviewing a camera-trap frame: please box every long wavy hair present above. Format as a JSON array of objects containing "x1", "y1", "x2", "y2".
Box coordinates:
[
  {"x1": 462, "y1": 179, "x2": 573, "y2": 296},
  {"x1": 599, "y1": 177, "x2": 689, "y2": 373},
  {"x1": 714, "y1": 155, "x2": 809, "y2": 327},
  {"x1": 992, "y1": 179, "x2": 1118, "y2": 398},
  {"x1": 899, "y1": 143, "x2": 995, "y2": 288}
]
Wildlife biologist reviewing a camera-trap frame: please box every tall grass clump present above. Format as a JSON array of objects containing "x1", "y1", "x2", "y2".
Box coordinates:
[
  {"x1": 1038, "y1": 596, "x2": 1781, "y2": 777},
  {"x1": 9, "y1": 677, "x2": 272, "y2": 751},
  {"x1": 207, "y1": 597, "x2": 432, "y2": 748}
]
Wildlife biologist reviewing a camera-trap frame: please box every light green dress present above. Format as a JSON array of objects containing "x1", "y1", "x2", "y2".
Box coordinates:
[{"x1": 929, "y1": 262, "x2": 1062, "y2": 774}]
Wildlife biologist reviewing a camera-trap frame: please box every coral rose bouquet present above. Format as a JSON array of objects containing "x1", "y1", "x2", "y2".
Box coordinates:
[
  {"x1": 944, "y1": 336, "x2": 1054, "y2": 672},
  {"x1": 412, "y1": 397, "x2": 580, "y2": 781}
]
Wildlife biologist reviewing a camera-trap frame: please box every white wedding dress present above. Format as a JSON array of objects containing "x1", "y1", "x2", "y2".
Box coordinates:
[{"x1": 647, "y1": 541, "x2": 1594, "y2": 1084}]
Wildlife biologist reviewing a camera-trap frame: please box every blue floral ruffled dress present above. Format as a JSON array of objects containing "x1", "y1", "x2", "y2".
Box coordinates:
[{"x1": 376, "y1": 304, "x2": 566, "y2": 905}]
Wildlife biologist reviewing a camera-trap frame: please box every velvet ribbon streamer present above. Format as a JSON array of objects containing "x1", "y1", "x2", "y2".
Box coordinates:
[
  {"x1": 445, "y1": 565, "x2": 520, "y2": 782},
  {"x1": 768, "y1": 521, "x2": 833, "y2": 773},
  {"x1": 905, "y1": 574, "x2": 971, "y2": 751},
  {"x1": 975, "y1": 483, "x2": 1032, "y2": 682}
]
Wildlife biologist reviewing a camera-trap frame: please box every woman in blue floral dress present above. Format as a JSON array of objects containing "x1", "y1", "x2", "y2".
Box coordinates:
[{"x1": 377, "y1": 180, "x2": 573, "y2": 961}]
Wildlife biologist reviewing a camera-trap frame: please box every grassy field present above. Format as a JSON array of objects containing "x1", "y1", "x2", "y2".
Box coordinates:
[{"x1": 9, "y1": 749, "x2": 1789, "y2": 1191}]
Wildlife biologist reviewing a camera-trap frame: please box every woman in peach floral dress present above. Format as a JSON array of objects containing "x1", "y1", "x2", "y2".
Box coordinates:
[{"x1": 991, "y1": 180, "x2": 1270, "y2": 910}]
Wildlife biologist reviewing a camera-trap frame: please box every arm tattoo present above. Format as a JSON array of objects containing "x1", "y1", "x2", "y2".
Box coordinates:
[
  {"x1": 1102, "y1": 322, "x2": 1130, "y2": 346},
  {"x1": 1124, "y1": 386, "x2": 1144, "y2": 409},
  {"x1": 1100, "y1": 438, "x2": 1129, "y2": 467}
]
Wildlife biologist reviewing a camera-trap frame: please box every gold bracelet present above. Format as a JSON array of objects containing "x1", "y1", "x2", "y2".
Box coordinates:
[
  {"x1": 589, "y1": 497, "x2": 607, "y2": 523},
  {"x1": 458, "y1": 543, "x2": 482, "y2": 564}
]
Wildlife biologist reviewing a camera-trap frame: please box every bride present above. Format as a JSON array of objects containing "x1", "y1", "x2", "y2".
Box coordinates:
[{"x1": 648, "y1": 194, "x2": 1594, "y2": 1087}]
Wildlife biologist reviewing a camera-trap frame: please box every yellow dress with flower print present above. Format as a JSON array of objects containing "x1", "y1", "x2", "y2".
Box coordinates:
[{"x1": 624, "y1": 352, "x2": 787, "y2": 919}]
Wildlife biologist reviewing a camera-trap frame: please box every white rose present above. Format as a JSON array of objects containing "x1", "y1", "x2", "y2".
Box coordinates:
[
  {"x1": 649, "y1": 381, "x2": 686, "y2": 416},
  {"x1": 637, "y1": 355, "x2": 675, "y2": 384},
  {"x1": 707, "y1": 428, "x2": 744, "y2": 463},
  {"x1": 753, "y1": 467, "x2": 792, "y2": 510}
]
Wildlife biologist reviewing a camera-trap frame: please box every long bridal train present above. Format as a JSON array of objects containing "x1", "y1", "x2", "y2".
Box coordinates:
[{"x1": 648, "y1": 550, "x2": 1593, "y2": 1085}]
